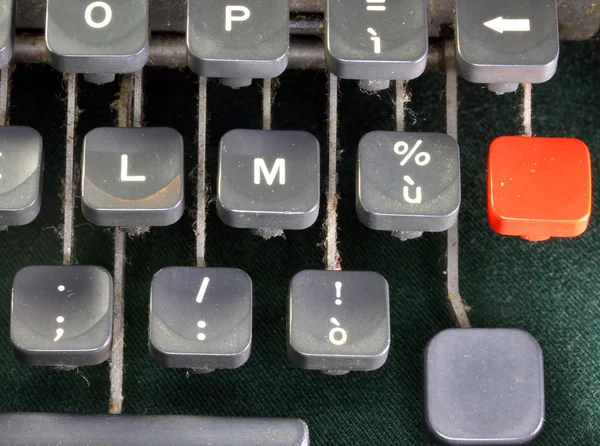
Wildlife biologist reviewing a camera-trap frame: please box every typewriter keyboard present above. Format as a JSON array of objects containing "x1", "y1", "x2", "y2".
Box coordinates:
[{"x1": 0, "y1": 1, "x2": 598, "y2": 445}]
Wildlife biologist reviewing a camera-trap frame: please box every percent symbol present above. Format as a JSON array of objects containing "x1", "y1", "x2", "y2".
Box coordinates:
[{"x1": 394, "y1": 139, "x2": 431, "y2": 166}]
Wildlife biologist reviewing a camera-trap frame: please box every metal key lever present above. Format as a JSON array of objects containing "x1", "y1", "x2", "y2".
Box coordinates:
[{"x1": 0, "y1": 413, "x2": 310, "y2": 446}]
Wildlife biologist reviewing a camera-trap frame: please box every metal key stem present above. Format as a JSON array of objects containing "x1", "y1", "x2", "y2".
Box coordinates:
[{"x1": 444, "y1": 41, "x2": 471, "y2": 329}]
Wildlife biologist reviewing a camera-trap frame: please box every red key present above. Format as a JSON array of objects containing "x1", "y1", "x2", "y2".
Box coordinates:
[{"x1": 488, "y1": 136, "x2": 591, "y2": 241}]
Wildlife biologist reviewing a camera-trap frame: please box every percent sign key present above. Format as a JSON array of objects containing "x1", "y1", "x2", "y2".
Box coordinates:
[{"x1": 357, "y1": 132, "x2": 461, "y2": 233}]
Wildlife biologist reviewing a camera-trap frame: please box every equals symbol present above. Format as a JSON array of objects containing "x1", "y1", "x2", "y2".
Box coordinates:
[{"x1": 366, "y1": 0, "x2": 386, "y2": 11}]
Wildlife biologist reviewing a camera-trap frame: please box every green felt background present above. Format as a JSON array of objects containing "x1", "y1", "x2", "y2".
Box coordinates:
[{"x1": 0, "y1": 40, "x2": 598, "y2": 445}]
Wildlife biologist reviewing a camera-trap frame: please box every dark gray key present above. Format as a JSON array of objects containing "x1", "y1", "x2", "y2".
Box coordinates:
[
  {"x1": 326, "y1": 0, "x2": 428, "y2": 83},
  {"x1": 187, "y1": 0, "x2": 289, "y2": 87},
  {"x1": 357, "y1": 132, "x2": 460, "y2": 233},
  {"x1": 150, "y1": 267, "x2": 252, "y2": 370},
  {"x1": 0, "y1": 413, "x2": 310, "y2": 446},
  {"x1": 81, "y1": 127, "x2": 184, "y2": 227},
  {"x1": 424, "y1": 329, "x2": 545, "y2": 445},
  {"x1": 456, "y1": 0, "x2": 559, "y2": 92},
  {"x1": 288, "y1": 270, "x2": 390, "y2": 373},
  {"x1": 45, "y1": 0, "x2": 149, "y2": 83},
  {"x1": 11, "y1": 265, "x2": 113, "y2": 367},
  {"x1": 0, "y1": 0, "x2": 14, "y2": 68},
  {"x1": 218, "y1": 130, "x2": 320, "y2": 230},
  {"x1": 0, "y1": 127, "x2": 43, "y2": 227}
]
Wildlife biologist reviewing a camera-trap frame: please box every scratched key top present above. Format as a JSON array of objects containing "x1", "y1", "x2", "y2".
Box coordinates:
[
  {"x1": 81, "y1": 127, "x2": 185, "y2": 227},
  {"x1": 0, "y1": 127, "x2": 44, "y2": 227},
  {"x1": 10, "y1": 265, "x2": 113, "y2": 367},
  {"x1": 287, "y1": 270, "x2": 390, "y2": 374},
  {"x1": 149, "y1": 267, "x2": 252, "y2": 371},
  {"x1": 356, "y1": 131, "x2": 460, "y2": 233}
]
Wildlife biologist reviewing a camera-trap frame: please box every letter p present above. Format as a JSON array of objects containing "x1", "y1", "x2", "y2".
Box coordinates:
[{"x1": 225, "y1": 6, "x2": 251, "y2": 31}]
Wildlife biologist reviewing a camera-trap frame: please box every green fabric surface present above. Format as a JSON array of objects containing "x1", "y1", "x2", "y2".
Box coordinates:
[{"x1": 0, "y1": 41, "x2": 598, "y2": 445}]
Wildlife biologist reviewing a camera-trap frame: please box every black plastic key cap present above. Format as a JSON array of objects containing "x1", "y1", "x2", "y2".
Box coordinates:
[
  {"x1": 356, "y1": 132, "x2": 460, "y2": 233},
  {"x1": 81, "y1": 127, "x2": 184, "y2": 227},
  {"x1": 45, "y1": 0, "x2": 149, "y2": 82},
  {"x1": 424, "y1": 329, "x2": 545, "y2": 445},
  {"x1": 0, "y1": 0, "x2": 14, "y2": 68},
  {"x1": 326, "y1": 0, "x2": 428, "y2": 81},
  {"x1": 455, "y1": 0, "x2": 559, "y2": 90},
  {"x1": 150, "y1": 267, "x2": 252, "y2": 370},
  {"x1": 288, "y1": 270, "x2": 390, "y2": 373},
  {"x1": 217, "y1": 129, "x2": 320, "y2": 230},
  {"x1": 0, "y1": 413, "x2": 310, "y2": 446},
  {"x1": 11, "y1": 265, "x2": 113, "y2": 367},
  {"x1": 0, "y1": 127, "x2": 43, "y2": 227},
  {"x1": 187, "y1": 0, "x2": 289, "y2": 86}
]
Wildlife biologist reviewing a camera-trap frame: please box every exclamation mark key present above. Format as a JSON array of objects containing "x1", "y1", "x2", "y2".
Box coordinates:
[
  {"x1": 287, "y1": 270, "x2": 390, "y2": 373},
  {"x1": 150, "y1": 267, "x2": 252, "y2": 371}
]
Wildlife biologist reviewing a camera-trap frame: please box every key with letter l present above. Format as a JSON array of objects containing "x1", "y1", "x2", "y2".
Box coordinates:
[
  {"x1": 187, "y1": 0, "x2": 289, "y2": 87},
  {"x1": 81, "y1": 127, "x2": 184, "y2": 227},
  {"x1": 326, "y1": 0, "x2": 428, "y2": 88},
  {"x1": 46, "y1": 0, "x2": 149, "y2": 83},
  {"x1": 217, "y1": 129, "x2": 320, "y2": 230},
  {"x1": 455, "y1": 0, "x2": 559, "y2": 92}
]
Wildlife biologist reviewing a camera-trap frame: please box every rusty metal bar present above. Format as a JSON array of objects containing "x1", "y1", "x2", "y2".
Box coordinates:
[{"x1": 14, "y1": 33, "x2": 442, "y2": 71}]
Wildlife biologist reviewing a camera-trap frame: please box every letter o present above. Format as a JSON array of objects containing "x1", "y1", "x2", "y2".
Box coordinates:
[{"x1": 85, "y1": 2, "x2": 113, "y2": 29}]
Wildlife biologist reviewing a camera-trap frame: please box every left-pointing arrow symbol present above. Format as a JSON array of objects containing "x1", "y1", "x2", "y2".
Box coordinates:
[{"x1": 484, "y1": 16, "x2": 531, "y2": 33}]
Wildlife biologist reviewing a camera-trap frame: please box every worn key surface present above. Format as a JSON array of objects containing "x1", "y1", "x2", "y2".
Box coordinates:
[
  {"x1": 45, "y1": 0, "x2": 149, "y2": 78},
  {"x1": 150, "y1": 267, "x2": 252, "y2": 370},
  {"x1": 357, "y1": 131, "x2": 460, "y2": 233},
  {"x1": 288, "y1": 270, "x2": 390, "y2": 373},
  {"x1": 0, "y1": 0, "x2": 14, "y2": 68},
  {"x1": 455, "y1": 0, "x2": 559, "y2": 87},
  {"x1": 11, "y1": 265, "x2": 113, "y2": 367},
  {"x1": 326, "y1": 0, "x2": 428, "y2": 80},
  {"x1": 0, "y1": 127, "x2": 43, "y2": 227},
  {"x1": 0, "y1": 413, "x2": 310, "y2": 446},
  {"x1": 81, "y1": 127, "x2": 185, "y2": 227},
  {"x1": 217, "y1": 129, "x2": 320, "y2": 230},
  {"x1": 424, "y1": 329, "x2": 545, "y2": 445},
  {"x1": 187, "y1": 0, "x2": 289, "y2": 84}
]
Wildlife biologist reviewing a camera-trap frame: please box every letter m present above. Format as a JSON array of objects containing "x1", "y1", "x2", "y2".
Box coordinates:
[{"x1": 254, "y1": 158, "x2": 286, "y2": 186}]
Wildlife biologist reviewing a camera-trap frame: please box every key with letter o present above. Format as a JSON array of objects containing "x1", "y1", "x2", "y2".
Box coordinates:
[{"x1": 45, "y1": 0, "x2": 149, "y2": 83}]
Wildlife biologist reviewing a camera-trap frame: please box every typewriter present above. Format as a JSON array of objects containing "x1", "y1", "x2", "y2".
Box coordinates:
[{"x1": 0, "y1": 0, "x2": 598, "y2": 444}]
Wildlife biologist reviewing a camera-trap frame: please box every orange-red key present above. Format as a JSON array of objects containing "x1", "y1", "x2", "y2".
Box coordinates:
[{"x1": 488, "y1": 136, "x2": 591, "y2": 241}]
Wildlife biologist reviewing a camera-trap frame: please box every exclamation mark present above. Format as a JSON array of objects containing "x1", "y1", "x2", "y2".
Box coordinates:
[{"x1": 335, "y1": 281, "x2": 342, "y2": 306}]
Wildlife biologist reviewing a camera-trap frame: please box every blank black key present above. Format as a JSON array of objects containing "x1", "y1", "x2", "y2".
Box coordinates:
[
  {"x1": 0, "y1": 127, "x2": 43, "y2": 227},
  {"x1": 217, "y1": 130, "x2": 320, "y2": 230},
  {"x1": 0, "y1": 0, "x2": 14, "y2": 68},
  {"x1": 326, "y1": 0, "x2": 428, "y2": 82},
  {"x1": 424, "y1": 329, "x2": 545, "y2": 445},
  {"x1": 288, "y1": 270, "x2": 390, "y2": 373},
  {"x1": 0, "y1": 413, "x2": 310, "y2": 446},
  {"x1": 455, "y1": 0, "x2": 559, "y2": 91},
  {"x1": 45, "y1": 0, "x2": 149, "y2": 82},
  {"x1": 150, "y1": 267, "x2": 252, "y2": 370},
  {"x1": 81, "y1": 127, "x2": 184, "y2": 227},
  {"x1": 11, "y1": 265, "x2": 113, "y2": 367},
  {"x1": 187, "y1": 0, "x2": 289, "y2": 87}
]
